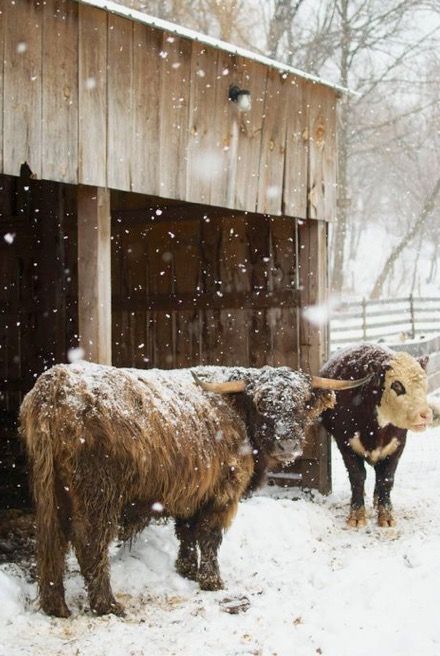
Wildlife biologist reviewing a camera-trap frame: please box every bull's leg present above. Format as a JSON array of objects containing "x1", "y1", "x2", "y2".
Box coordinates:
[
  {"x1": 175, "y1": 518, "x2": 199, "y2": 581},
  {"x1": 374, "y1": 448, "x2": 404, "y2": 527},
  {"x1": 37, "y1": 483, "x2": 71, "y2": 618},
  {"x1": 339, "y1": 444, "x2": 367, "y2": 527}
]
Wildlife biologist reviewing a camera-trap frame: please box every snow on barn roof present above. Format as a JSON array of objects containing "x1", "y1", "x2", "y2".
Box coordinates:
[{"x1": 75, "y1": 0, "x2": 349, "y2": 96}]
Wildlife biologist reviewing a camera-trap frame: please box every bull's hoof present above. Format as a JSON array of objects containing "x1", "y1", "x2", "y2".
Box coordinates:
[
  {"x1": 347, "y1": 507, "x2": 367, "y2": 528},
  {"x1": 378, "y1": 506, "x2": 396, "y2": 527},
  {"x1": 175, "y1": 556, "x2": 198, "y2": 581},
  {"x1": 41, "y1": 598, "x2": 71, "y2": 618},
  {"x1": 198, "y1": 573, "x2": 224, "y2": 591}
]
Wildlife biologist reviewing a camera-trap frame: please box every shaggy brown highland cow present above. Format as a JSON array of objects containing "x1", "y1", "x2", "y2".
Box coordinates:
[{"x1": 20, "y1": 362, "x2": 367, "y2": 618}]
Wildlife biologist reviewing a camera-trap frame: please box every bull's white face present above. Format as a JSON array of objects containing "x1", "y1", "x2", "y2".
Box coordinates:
[{"x1": 376, "y1": 353, "x2": 432, "y2": 431}]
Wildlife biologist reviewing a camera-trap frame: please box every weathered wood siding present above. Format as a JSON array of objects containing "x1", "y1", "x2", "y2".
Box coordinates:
[
  {"x1": 111, "y1": 191, "x2": 300, "y2": 371},
  {"x1": 0, "y1": 175, "x2": 78, "y2": 507},
  {"x1": 1, "y1": 0, "x2": 337, "y2": 221}
]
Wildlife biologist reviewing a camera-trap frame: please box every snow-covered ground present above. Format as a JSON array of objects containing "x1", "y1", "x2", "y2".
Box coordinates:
[{"x1": 1, "y1": 428, "x2": 440, "y2": 656}]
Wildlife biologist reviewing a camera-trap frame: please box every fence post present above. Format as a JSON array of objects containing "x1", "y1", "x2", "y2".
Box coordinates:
[
  {"x1": 362, "y1": 297, "x2": 367, "y2": 341},
  {"x1": 409, "y1": 294, "x2": 415, "y2": 338}
]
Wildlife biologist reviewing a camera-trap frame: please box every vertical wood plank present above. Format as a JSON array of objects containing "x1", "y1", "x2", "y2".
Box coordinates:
[
  {"x1": 42, "y1": 0, "x2": 78, "y2": 184},
  {"x1": 307, "y1": 84, "x2": 338, "y2": 222},
  {"x1": 131, "y1": 23, "x2": 162, "y2": 195},
  {"x1": 107, "y1": 14, "x2": 133, "y2": 192},
  {"x1": 209, "y1": 50, "x2": 238, "y2": 208},
  {"x1": 187, "y1": 44, "x2": 221, "y2": 205},
  {"x1": 78, "y1": 4, "x2": 107, "y2": 187},
  {"x1": 283, "y1": 76, "x2": 308, "y2": 220},
  {"x1": 159, "y1": 34, "x2": 192, "y2": 201},
  {"x1": 257, "y1": 68, "x2": 289, "y2": 215},
  {"x1": 268, "y1": 218, "x2": 299, "y2": 367},
  {"x1": 246, "y1": 214, "x2": 270, "y2": 367},
  {"x1": 200, "y1": 216, "x2": 223, "y2": 364},
  {"x1": 234, "y1": 59, "x2": 267, "y2": 212},
  {"x1": 219, "y1": 215, "x2": 251, "y2": 365},
  {"x1": 147, "y1": 222, "x2": 175, "y2": 368},
  {"x1": 172, "y1": 220, "x2": 201, "y2": 367},
  {"x1": 4, "y1": 0, "x2": 43, "y2": 178},
  {"x1": 0, "y1": 7, "x2": 4, "y2": 173},
  {"x1": 77, "y1": 186, "x2": 112, "y2": 364}
]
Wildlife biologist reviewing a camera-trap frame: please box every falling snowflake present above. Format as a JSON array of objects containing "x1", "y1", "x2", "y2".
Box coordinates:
[
  {"x1": 67, "y1": 347, "x2": 85, "y2": 363},
  {"x1": 3, "y1": 233, "x2": 15, "y2": 245}
]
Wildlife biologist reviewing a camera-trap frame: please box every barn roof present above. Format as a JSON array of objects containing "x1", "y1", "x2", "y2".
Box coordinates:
[{"x1": 76, "y1": 0, "x2": 348, "y2": 96}]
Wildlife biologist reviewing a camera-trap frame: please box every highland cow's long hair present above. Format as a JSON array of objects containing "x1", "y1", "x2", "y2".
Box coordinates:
[{"x1": 20, "y1": 362, "x2": 331, "y2": 617}]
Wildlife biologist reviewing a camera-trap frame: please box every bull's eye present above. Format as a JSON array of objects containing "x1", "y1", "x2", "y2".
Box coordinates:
[{"x1": 391, "y1": 380, "x2": 406, "y2": 396}]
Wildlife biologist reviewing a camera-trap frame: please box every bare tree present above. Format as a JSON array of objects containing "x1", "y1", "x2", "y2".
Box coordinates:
[{"x1": 370, "y1": 175, "x2": 440, "y2": 299}]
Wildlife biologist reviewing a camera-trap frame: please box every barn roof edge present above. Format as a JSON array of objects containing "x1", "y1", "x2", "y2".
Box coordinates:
[{"x1": 75, "y1": 0, "x2": 352, "y2": 96}]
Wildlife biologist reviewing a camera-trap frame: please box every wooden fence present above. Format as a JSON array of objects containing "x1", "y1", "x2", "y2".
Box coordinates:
[{"x1": 330, "y1": 295, "x2": 440, "y2": 350}]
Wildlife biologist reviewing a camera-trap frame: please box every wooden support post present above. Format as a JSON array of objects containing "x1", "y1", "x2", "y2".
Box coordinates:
[
  {"x1": 298, "y1": 218, "x2": 331, "y2": 494},
  {"x1": 77, "y1": 186, "x2": 112, "y2": 364}
]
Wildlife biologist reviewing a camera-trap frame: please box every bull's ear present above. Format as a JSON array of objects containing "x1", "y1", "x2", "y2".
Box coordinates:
[{"x1": 418, "y1": 355, "x2": 429, "y2": 371}]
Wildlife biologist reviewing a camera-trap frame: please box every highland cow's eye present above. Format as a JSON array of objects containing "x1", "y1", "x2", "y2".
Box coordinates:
[{"x1": 391, "y1": 381, "x2": 406, "y2": 396}]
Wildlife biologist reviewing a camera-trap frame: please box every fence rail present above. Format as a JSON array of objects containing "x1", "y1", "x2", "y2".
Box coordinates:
[{"x1": 330, "y1": 295, "x2": 440, "y2": 350}]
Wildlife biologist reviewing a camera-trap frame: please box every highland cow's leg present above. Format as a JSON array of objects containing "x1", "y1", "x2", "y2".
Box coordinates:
[
  {"x1": 71, "y1": 485, "x2": 124, "y2": 617},
  {"x1": 37, "y1": 514, "x2": 70, "y2": 618},
  {"x1": 197, "y1": 523, "x2": 223, "y2": 591},
  {"x1": 194, "y1": 501, "x2": 238, "y2": 591},
  {"x1": 374, "y1": 447, "x2": 404, "y2": 527},
  {"x1": 175, "y1": 518, "x2": 198, "y2": 581},
  {"x1": 339, "y1": 445, "x2": 367, "y2": 527},
  {"x1": 37, "y1": 483, "x2": 71, "y2": 618},
  {"x1": 73, "y1": 523, "x2": 124, "y2": 617}
]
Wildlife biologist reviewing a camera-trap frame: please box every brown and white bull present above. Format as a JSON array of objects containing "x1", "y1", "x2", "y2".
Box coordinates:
[
  {"x1": 320, "y1": 343, "x2": 432, "y2": 527},
  {"x1": 20, "y1": 361, "x2": 367, "y2": 617}
]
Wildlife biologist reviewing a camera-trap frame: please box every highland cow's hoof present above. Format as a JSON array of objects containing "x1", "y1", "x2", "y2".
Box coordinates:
[
  {"x1": 176, "y1": 556, "x2": 198, "y2": 581},
  {"x1": 198, "y1": 572, "x2": 224, "y2": 591},
  {"x1": 377, "y1": 506, "x2": 396, "y2": 527},
  {"x1": 92, "y1": 599, "x2": 126, "y2": 617},
  {"x1": 41, "y1": 598, "x2": 71, "y2": 618},
  {"x1": 347, "y1": 507, "x2": 367, "y2": 528}
]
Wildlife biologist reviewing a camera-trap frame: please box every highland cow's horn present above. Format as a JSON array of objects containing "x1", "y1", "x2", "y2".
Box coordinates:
[
  {"x1": 191, "y1": 371, "x2": 246, "y2": 393},
  {"x1": 311, "y1": 373, "x2": 372, "y2": 390}
]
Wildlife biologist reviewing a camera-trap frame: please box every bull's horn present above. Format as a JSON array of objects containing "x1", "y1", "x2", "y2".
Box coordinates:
[
  {"x1": 191, "y1": 371, "x2": 246, "y2": 393},
  {"x1": 311, "y1": 373, "x2": 372, "y2": 390}
]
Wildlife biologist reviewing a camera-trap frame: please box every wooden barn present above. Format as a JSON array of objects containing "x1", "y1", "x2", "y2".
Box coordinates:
[{"x1": 0, "y1": 0, "x2": 342, "y2": 507}]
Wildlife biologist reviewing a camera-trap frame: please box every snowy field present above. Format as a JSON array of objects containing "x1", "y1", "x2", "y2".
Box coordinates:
[{"x1": 1, "y1": 428, "x2": 440, "y2": 656}]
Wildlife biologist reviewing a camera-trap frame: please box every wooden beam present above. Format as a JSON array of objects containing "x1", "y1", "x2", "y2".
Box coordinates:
[
  {"x1": 77, "y1": 186, "x2": 112, "y2": 364},
  {"x1": 298, "y1": 218, "x2": 331, "y2": 494}
]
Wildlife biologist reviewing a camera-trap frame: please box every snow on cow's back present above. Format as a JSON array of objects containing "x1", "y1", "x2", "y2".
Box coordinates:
[{"x1": 24, "y1": 361, "x2": 254, "y2": 457}]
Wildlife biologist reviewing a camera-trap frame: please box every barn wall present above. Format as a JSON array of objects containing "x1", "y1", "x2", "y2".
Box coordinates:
[
  {"x1": 0, "y1": 174, "x2": 78, "y2": 507},
  {"x1": 111, "y1": 191, "x2": 300, "y2": 370},
  {"x1": 0, "y1": 0, "x2": 337, "y2": 221}
]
